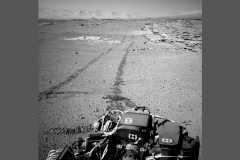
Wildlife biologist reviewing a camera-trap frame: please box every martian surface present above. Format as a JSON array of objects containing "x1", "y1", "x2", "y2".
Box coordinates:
[{"x1": 38, "y1": 16, "x2": 202, "y2": 160}]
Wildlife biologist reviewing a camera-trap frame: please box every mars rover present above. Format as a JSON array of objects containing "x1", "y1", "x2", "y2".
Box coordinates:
[{"x1": 46, "y1": 106, "x2": 200, "y2": 160}]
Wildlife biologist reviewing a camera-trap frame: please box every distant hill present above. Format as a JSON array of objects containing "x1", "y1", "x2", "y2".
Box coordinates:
[
  {"x1": 162, "y1": 10, "x2": 202, "y2": 20},
  {"x1": 165, "y1": 13, "x2": 202, "y2": 20},
  {"x1": 89, "y1": 17, "x2": 99, "y2": 20},
  {"x1": 38, "y1": 7, "x2": 142, "y2": 20}
]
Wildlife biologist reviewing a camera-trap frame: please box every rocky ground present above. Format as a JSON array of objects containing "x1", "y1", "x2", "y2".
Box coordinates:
[{"x1": 38, "y1": 17, "x2": 202, "y2": 160}]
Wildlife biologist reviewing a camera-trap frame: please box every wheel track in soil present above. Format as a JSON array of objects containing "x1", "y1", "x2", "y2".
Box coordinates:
[
  {"x1": 38, "y1": 36, "x2": 127, "y2": 101},
  {"x1": 104, "y1": 35, "x2": 138, "y2": 111},
  {"x1": 42, "y1": 31, "x2": 201, "y2": 159},
  {"x1": 44, "y1": 35, "x2": 136, "y2": 135},
  {"x1": 40, "y1": 23, "x2": 201, "y2": 160}
]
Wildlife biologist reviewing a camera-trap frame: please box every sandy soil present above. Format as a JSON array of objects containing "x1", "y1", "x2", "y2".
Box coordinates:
[{"x1": 38, "y1": 17, "x2": 202, "y2": 160}]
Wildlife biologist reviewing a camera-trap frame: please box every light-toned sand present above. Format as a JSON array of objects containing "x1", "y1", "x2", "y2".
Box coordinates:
[{"x1": 38, "y1": 17, "x2": 202, "y2": 160}]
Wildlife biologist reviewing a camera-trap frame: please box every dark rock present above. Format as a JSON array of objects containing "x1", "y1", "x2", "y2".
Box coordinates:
[{"x1": 93, "y1": 108, "x2": 99, "y2": 112}]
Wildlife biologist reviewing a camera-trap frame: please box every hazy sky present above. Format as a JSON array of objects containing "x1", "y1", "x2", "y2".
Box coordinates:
[{"x1": 39, "y1": 0, "x2": 202, "y2": 18}]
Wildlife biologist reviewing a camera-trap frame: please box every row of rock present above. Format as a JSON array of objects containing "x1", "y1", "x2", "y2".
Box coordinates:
[{"x1": 141, "y1": 19, "x2": 202, "y2": 53}]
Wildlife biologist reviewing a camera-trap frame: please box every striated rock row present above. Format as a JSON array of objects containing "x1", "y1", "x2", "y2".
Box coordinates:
[{"x1": 139, "y1": 19, "x2": 202, "y2": 53}]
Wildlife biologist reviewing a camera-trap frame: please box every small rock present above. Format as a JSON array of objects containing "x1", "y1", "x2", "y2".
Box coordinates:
[
  {"x1": 177, "y1": 103, "x2": 181, "y2": 107},
  {"x1": 93, "y1": 108, "x2": 99, "y2": 112}
]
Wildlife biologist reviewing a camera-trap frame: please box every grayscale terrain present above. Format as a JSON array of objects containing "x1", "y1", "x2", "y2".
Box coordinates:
[{"x1": 38, "y1": 15, "x2": 202, "y2": 160}]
